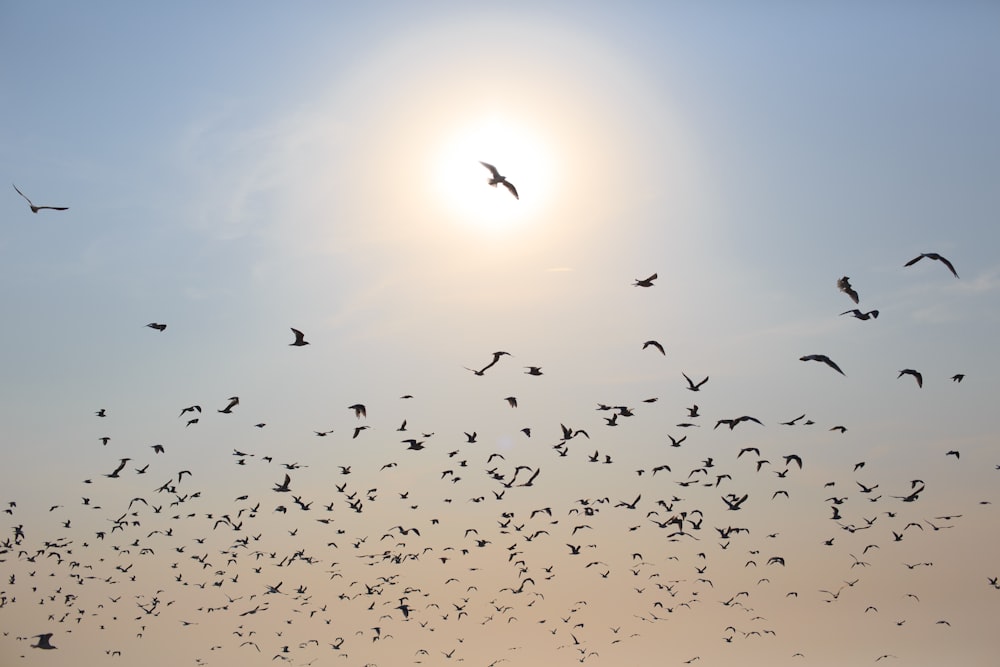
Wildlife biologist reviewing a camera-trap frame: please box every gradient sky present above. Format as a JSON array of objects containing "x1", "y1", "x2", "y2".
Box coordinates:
[{"x1": 2, "y1": 2, "x2": 999, "y2": 666}]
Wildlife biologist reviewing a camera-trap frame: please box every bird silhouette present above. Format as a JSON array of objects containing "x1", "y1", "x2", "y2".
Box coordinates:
[
  {"x1": 289, "y1": 328, "x2": 309, "y2": 346},
  {"x1": 146, "y1": 322, "x2": 167, "y2": 331},
  {"x1": 13, "y1": 184, "x2": 68, "y2": 213},
  {"x1": 904, "y1": 252, "x2": 959, "y2": 278},
  {"x1": 479, "y1": 161, "x2": 518, "y2": 199},
  {"x1": 800, "y1": 354, "x2": 845, "y2": 376}
]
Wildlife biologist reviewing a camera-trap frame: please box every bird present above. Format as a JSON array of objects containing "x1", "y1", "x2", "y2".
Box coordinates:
[
  {"x1": 13, "y1": 184, "x2": 68, "y2": 213},
  {"x1": 31, "y1": 633, "x2": 57, "y2": 649},
  {"x1": 800, "y1": 354, "x2": 845, "y2": 376},
  {"x1": 837, "y1": 276, "x2": 859, "y2": 304},
  {"x1": 349, "y1": 404, "x2": 367, "y2": 419},
  {"x1": 682, "y1": 373, "x2": 709, "y2": 391},
  {"x1": 951, "y1": 373, "x2": 965, "y2": 383},
  {"x1": 479, "y1": 161, "x2": 518, "y2": 199},
  {"x1": 504, "y1": 396, "x2": 518, "y2": 408},
  {"x1": 840, "y1": 309, "x2": 879, "y2": 321},
  {"x1": 218, "y1": 396, "x2": 240, "y2": 413},
  {"x1": 904, "y1": 252, "x2": 959, "y2": 278},
  {"x1": 104, "y1": 458, "x2": 131, "y2": 478},
  {"x1": 642, "y1": 340, "x2": 665, "y2": 355},
  {"x1": 633, "y1": 273, "x2": 657, "y2": 287},
  {"x1": 898, "y1": 369, "x2": 923, "y2": 388},
  {"x1": 524, "y1": 366, "x2": 543, "y2": 376},
  {"x1": 146, "y1": 322, "x2": 167, "y2": 331},
  {"x1": 289, "y1": 328, "x2": 309, "y2": 346}
]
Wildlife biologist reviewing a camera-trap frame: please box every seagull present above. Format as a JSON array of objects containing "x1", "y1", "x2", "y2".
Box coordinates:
[
  {"x1": 524, "y1": 366, "x2": 543, "y2": 376},
  {"x1": 904, "y1": 252, "x2": 959, "y2": 278},
  {"x1": 349, "y1": 404, "x2": 367, "y2": 419},
  {"x1": 840, "y1": 309, "x2": 879, "y2": 321},
  {"x1": 13, "y1": 184, "x2": 68, "y2": 213},
  {"x1": 633, "y1": 273, "x2": 657, "y2": 287},
  {"x1": 837, "y1": 277, "x2": 859, "y2": 304},
  {"x1": 31, "y1": 633, "x2": 57, "y2": 649},
  {"x1": 218, "y1": 396, "x2": 240, "y2": 413},
  {"x1": 146, "y1": 322, "x2": 167, "y2": 331},
  {"x1": 800, "y1": 354, "x2": 845, "y2": 376},
  {"x1": 642, "y1": 340, "x2": 665, "y2": 355},
  {"x1": 897, "y1": 369, "x2": 923, "y2": 388},
  {"x1": 289, "y1": 328, "x2": 309, "y2": 346},
  {"x1": 951, "y1": 373, "x2": 965, "y2": 383},
  {"x1": 682, "y1": 373, "x2": 709, "y2": 391},
  {"x1": 479, "y1": 161, "x2": 518, "y2": 199}
]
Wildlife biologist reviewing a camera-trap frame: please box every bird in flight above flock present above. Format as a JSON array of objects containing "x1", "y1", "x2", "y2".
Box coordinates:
[
  {"x1": 904, "y1": 252, "x2": 959, "y2": 278},
  {"x1": 13, "y1": 184, "x2": 68, "y2": 213},
  {"x1": 479, "y1": 161, "x2": 518, "y2": 199}
]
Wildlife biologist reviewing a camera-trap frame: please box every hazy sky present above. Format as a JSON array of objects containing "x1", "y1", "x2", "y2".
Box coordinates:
[{"x1": 2, "y1": 3, "x2": 999, "y2": 666}]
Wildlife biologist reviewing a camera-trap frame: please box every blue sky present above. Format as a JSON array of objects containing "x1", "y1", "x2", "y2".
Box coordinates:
[{"x1": 2, "y1": 2, "x2": 999, "y2": 665}]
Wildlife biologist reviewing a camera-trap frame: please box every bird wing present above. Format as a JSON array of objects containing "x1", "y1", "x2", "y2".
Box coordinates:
[
  {"x1": 12, "y1": 183, "x2": 32, "y2": 205},
  {"x1": 501, "y1": 180, "x2": 519, "y2": 199},
  {"x1": 479, "y1": 161, "x2": 501, "y2": 179}
]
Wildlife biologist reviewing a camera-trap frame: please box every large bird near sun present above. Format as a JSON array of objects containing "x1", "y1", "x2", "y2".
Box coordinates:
[{"x1": 479, "y1": 161, "x2": 519, "y2": 200}]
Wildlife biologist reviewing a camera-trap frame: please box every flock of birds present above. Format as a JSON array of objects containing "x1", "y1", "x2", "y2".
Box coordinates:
[{"x1": 2, "y1": 174, "x2": 996, "y2": 666}]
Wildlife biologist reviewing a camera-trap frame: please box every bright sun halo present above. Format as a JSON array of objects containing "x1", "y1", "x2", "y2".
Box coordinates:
[{"x1": 432, "y1": 117, "x2": 553, "y2": 230}]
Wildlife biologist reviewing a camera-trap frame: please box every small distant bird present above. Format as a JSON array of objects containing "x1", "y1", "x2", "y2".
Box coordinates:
[
  {"x1": 289, "y1": 328, "x2": 309, "y2": 346},
  {"x1": 96, "y1": 409, "x2": 107, "y2": 417},
  {"x1": 642, "y1": 340, "x2": 665, "y2": 355},
  {"x1": 682, "y1": 372, "x2": 709, "y2": 391},
  {"x1": 904, "y1": 252, "x2": 959, "y2": 278},
  {"x1": 31, "y1": 633, "x2": 57, "y2": 649},
  {"x1": 840, "y1": 309, "x2": 878, "y2": 321},
  {"x1": 479, "y1": 161, "x2": 518, "y2": 199},
  {"x1": 946, "y1": 450, "x2": 960, "y2": 459},
  {"x1": 951, "y1": 374, "x2": 965, "y2": 383},
  {"x1": 800, "y1": 354, "x2": 845, "y2": 376},
  {"x1": 837, "y1": 277, "x2": 859, "y2": 304},
  {"x1": 349, "y1": 404, "x2": 367, "y2": 419},
  {"x1": 218, "y1": 396, "x2": 240, "y2": 413},
  {"x1": 633, "y1": 273, "x2": 657, "y2": 287},
  {"x1": 525, "y1": 366, "x2": 543, "y2": 376},
  {"x1": 146, "y1": 322, "x2": 167, "y2": 331},
  {"x1": 505, "y1": 396, "x2": 518, "y2": 408},
  {"x1": 898, "y1": 369, "x2": 923, "y2": 388},
  {"x1": 13, "y1": 184, "x2": 68, "y2": 213},
  {"x1": 151, "y1": 444, "x2": 165, "y2": 454}
]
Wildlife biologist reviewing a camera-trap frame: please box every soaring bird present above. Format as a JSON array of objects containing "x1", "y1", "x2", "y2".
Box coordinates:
[
  {"x1": 349, "y1": 403, "x2": 367, "y2": 419},
  {"x1": 218, "y1": 396, "x2": 240, "y2": 413},
  {"x1": 898, "y1": 369, "x2": 923, "y2": 388},
  {"x1": 13, "y1": 184, "x2": 68, "y2": 213},
  {"x1": 904, "y1": 252, "x2": 959, "y2": 278},
  {"x1": 31, "y1": 633, "x2": 57, "y2": 649},
  {"x1": 682, "y1": 373, "x2": 709, "y2": 391},
  {"x1": 289, "y1": 328, "x2": 309, "y2": 346},
  {"x1": 642, "y1": 340, "x2": 665, "y2": 355},
  {"x1": 840, "y1": 309, "x2": 879, "y2": 321},
  {"x1": 479, "y1": 161, "x2": 518, "y2": 199},
  {"x1": 146, "y1": 322, "x2": 167, "y2": 331},
  {"x1": 799, "y1": 354, "x2": 845, "y2": 376},
  {"x1": 837, "y1": 277, "x2": 859, "y2": 304},
  {"x1": 633, "y1": 273, "x2": 657, "y2": 287}
]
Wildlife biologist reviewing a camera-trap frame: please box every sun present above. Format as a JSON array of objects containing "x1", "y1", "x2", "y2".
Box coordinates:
[{"x1": 431, "y1": 117, "x2": 554, "y2": 230}]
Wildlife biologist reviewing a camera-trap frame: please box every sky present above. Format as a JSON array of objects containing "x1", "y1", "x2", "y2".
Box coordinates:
[{"x1": 2, "y1": 2, "x2": 999, "y2": 665}]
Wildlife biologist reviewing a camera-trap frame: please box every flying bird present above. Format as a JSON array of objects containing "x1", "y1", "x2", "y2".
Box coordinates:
[
  {"x1": 904, "y1": 252, "x2": 959, "y2": 278},
  {"x1": 289, "y1": 328, "x2": 309, "y2": 346},
  {"x1": 633, "y1": 273, "x2": 657, "y2": 287},
  {"x1": 642, "y1": 340, "x2": 665, "y2": 355},
  {"x1": 146, "y1": 322, "x2": 167, "y2": 331},
  {"x1": 799, "y1": 354, "x2": 845, "y2": 376},
  {"x1": 218, "y1": 396, "x2": 240, "y2": 413},
  {"x1": 31, "y1": 633, "x2": 57, "y2": 649},
  {"x1": 840, "y1": 309, "x2": 879, "y2": 321},
  {"x1": 837, "y1": 277, "x2": 859, "y2": 304},
  {"x1": 13, "y1": 184, "x2": 68, "y2": 213},
  {"x1": 897, "y1": 369, "x2": 923, "y2": 388},
  {"x1": 479, "y1": 161, "x2": 518, "y2": 199},
  {"x1": 682, "y1": 373, "x2": 709, "y2": 391},
  {"x1": 349, "y1": 404, "x2": 367, "y2": 419}
]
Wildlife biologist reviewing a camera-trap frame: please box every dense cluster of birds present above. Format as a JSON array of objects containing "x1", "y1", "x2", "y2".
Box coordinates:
[{"x1": 2, "y1": 177, "x2": 995, "y2": 667}]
